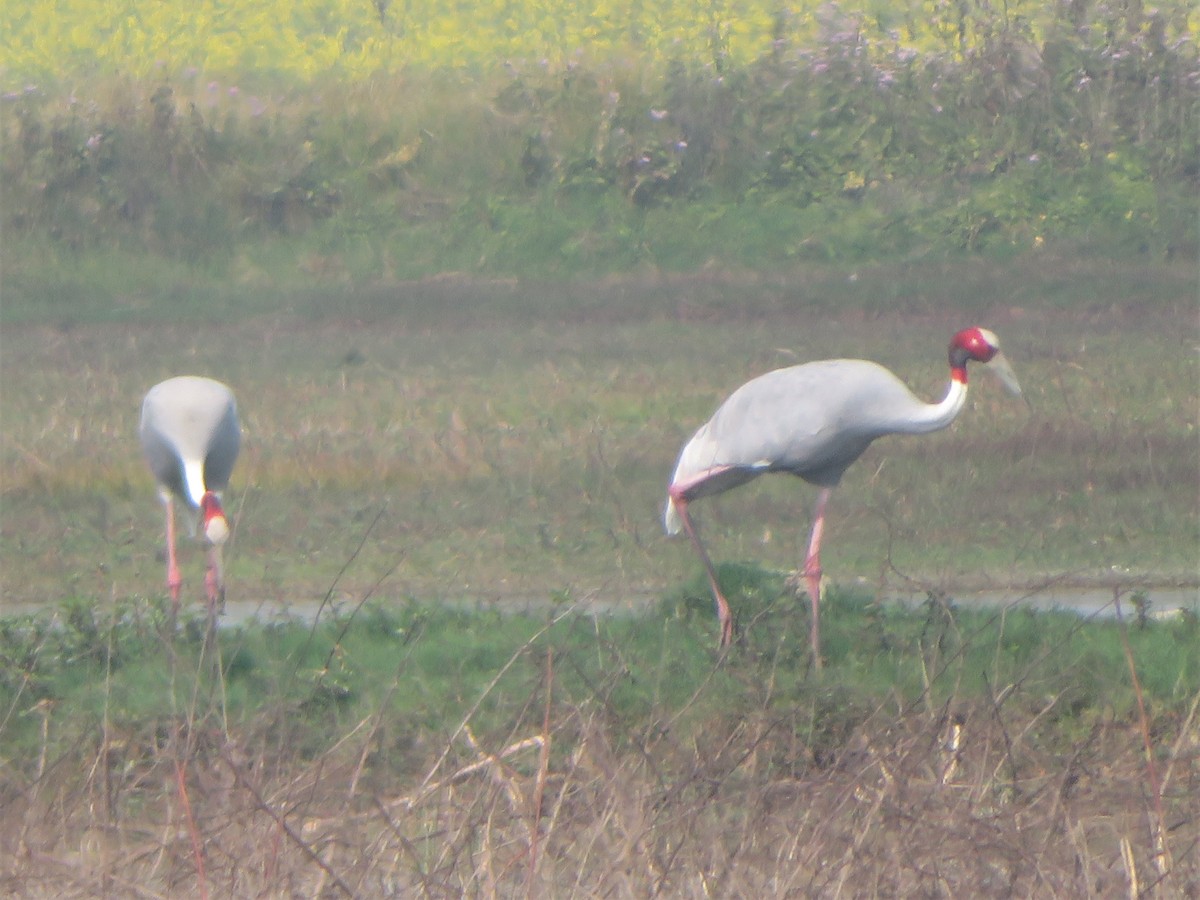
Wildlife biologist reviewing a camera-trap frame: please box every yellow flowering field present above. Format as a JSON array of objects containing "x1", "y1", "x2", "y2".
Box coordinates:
[
  {"x1": 10, "y1": 0, "x2": 1192, "y2": 87},
  {"x1": 5, "y1": 0, "x2": 779, "y2": 85}
]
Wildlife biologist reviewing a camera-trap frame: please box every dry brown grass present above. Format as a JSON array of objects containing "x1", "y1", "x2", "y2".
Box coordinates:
[{"x1": 3, "y1": 665, "x2": 1197, "y2": 898}]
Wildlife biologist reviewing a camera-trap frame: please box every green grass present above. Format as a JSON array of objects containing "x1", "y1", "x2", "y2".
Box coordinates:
[
  {"x1": 2, "y1": 258, "x2": 1195, "y2": 614},
  {"x1": 2, "y1": 256, "x2": 1196, "y2": 777},
  {"x1": 4, "y1": 585, "x2": 1196, "y2": 770}
]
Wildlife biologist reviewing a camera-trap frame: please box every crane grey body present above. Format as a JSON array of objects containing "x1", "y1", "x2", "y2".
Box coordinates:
[
  {"x1": 141, "y1": 376, "x2": 240, "y2": 511},
  {"x1": 665, "y1": 328, "x2": 1024, "y2": 665},
  {"x1": 139, "y1": 376, "x2": 240, "y2": 617},
  {"x1": 666, "y1": 359, "x2": 951, "y2": 524}
]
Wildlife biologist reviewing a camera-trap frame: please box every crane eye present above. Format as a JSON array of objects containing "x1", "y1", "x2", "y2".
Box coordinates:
[{"x1": 962, "y1": 329, "x2": 998, "y2": 362}]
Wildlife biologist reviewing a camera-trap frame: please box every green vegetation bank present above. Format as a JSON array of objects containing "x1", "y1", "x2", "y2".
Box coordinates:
[{"x1": 3, "y1": 0, "x2": 1197, "y2": 297}]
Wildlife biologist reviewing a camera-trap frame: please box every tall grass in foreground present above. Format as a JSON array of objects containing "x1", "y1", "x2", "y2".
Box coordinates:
[{"x1": 1, "y1": 583, "x2": 1197, "y2": 895}]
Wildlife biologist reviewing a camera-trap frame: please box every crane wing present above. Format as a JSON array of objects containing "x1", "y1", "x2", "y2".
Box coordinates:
[{"x1": 666, "y1": 359, "x2": 926, "y2": 532}]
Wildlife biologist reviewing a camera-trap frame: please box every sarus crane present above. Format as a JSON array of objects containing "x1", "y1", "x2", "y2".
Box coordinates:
[
  {"x1": 665, "y1": 326, "x2": 1024, "y2": 667},
  {"x1": 139, "y1": 376, "x2": 241, "y2": 618}
]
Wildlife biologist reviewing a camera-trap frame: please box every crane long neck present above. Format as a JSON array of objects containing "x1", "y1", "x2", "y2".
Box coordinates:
[
  {"x1": 897, "y1": 371, "x2": 969, "y2": 435},
  {"x1": 182, "y1": 458, "x2": 208, "y2": 508}
]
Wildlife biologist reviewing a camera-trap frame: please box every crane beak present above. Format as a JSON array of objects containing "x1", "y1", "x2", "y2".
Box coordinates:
[{"x1": 984, "y1": 351, "x2": 1030, "y2": 408}]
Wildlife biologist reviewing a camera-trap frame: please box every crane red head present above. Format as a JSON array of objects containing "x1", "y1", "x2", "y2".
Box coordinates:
[
  {"x1": 200, "y1": 491, "x2": 230, "y2": 545},
  {"x1": 948, "y1": 327, "x2": 1024, "y2": 399}
]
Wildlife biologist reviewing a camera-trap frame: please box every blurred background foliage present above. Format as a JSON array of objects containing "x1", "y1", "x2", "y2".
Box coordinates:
[{"x1": 2, "y1": 0, "x2": 1196, "y2": 278}]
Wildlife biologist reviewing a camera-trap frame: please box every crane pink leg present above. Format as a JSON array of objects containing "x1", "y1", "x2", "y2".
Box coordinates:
[
  {"x1": 801, "y1": 488, "x2": 832, "y2": 672},
  {"x1": 669, "y1": 489, "x2": 735, "y2": 648},
  {"x1": 164, "y1": 497, "x2": 182, "y2": 610}
]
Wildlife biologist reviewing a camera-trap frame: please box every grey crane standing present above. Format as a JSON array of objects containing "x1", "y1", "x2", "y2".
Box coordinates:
[
  {"x1": 140, "y1": 376, "x2": 241, "y2": 619},
  {"x1": 665, "y1": 327, "x2": 1025, "y2": 668}
]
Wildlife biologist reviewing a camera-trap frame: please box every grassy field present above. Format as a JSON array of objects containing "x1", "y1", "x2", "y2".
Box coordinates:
[
  {"x1": 2, "y1": 0, "x2": 1198, "y2": 890},
  {"x1": 2, "y1": 256, "x2": 1198, "y2": 894},
  {"x1": 3, "y1": 257, "x2": 1197, "y2": 610}
]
